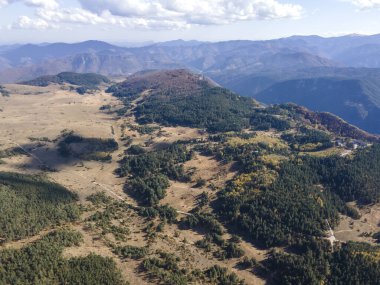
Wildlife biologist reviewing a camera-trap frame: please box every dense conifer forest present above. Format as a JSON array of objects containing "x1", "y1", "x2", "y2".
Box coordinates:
[
  {"x1": 117, "y1": 144, "x2": 193, "y2": 205},
  {"x1": 58, "y1": 132, "x2": 118, "y2": 161},
  {"x1": 0, "y1": 172, "x2": 80, "y2": 242},
  {"x1": 0, "y1": 230, "x2": 127, "y2": 285},
  {"x1": 21, "y1": 72, "x2": 110, "y2": 94}
]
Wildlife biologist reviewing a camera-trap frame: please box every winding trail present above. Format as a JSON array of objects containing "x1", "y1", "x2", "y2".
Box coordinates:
[
  {"x1": 334, "y1": 230, "x2": 354, "y2": 234},
  {"x1": 0, "y1": 138, "x2": 44, "y2": 164},
  {"x1": 326, "y1": 219, "x2": 337, "y2": 249}
]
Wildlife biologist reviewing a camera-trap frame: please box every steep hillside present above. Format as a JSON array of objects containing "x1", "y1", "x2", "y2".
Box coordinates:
[
  {"x1": 290, "y1": 104, "x2": 379, "y2": 141},
  {"x1": 334, "y1": 44, "x2": 380, "y2": 67},
  {"x1": 0, "y1": 57, "x2": 11, "y2": 71},
  {"x1": 215, "y1": 66, "x2": 380, "y2": 96},
  {"x1": 254, "y1": 77, "x2": 380, "y2": 134}
]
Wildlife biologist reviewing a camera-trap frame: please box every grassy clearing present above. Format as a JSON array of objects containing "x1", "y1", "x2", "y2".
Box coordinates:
[
  {"x1": 301, "y1": 147, "x2": 344, "y2": 157},
  {"x1": 227, "y1": 133, "x2": 288, "y2": 150}
]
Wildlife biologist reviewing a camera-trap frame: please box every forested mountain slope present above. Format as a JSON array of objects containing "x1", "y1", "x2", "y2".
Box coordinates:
[
  {"x1": 19, "y1": 72, "x2": 110, "y2": 94},
  {"x1": 107, "y1": 69, "x2": 380, "y2": 284},
  {"x1": 254, "y1": 77, "x2": 380, "y2": 134},
  {"x1": 21, "y1": 71, "x2": 110, "y2": 86}
]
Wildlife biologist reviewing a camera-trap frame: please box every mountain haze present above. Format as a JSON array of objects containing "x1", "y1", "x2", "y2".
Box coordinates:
[{"x1": 2, "y1": 34, "x2": 380, "y2": 133}]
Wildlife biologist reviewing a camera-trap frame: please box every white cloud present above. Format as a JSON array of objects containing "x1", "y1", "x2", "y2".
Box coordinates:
[
  {"x1": 9, "y1": 15, "x2": 54, "y2": 29},
  {"x1": 78, "y1": 0, "x2": 303, "y2": 25},
  {"x1": 37, "y1": 8, "x2": 108, "y2": 25},
  {"x1": 35, "y1": 7, "x2": 189, "y2": 29},
  {"x1": 0, "y1": 0, "x2": 8, "y2": 7},
  {"x1": 350, "y1": 0, "x2": 380, "y2": 9},
  {"x1": 5, "y1": 0, "x2": 303, "y2": 30},
  {"x1": 24, "y1": 0, "x2": 58, "y2": 9},
  {"x1": 0, "y1": 0, "x2": 58, "y2": 9}
]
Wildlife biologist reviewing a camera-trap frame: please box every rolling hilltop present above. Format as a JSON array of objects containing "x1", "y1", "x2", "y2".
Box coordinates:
[
  {"x1": 20, "y1": 72, "x2": 110, "y2": 94},
  {"x1": 109, "y1": 69, "x2": 218, "y2": 98},
  {"x1": 109, "y1": 69, "x2": 258, "y2": 132},
  {"x1": 21, "y1": 72, "x2": 110, "y2": 87}
]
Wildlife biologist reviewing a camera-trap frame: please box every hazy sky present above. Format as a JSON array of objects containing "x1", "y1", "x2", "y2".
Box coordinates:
[{"x1": 0, "y1": 0, "x2": 379, "y2": 44}]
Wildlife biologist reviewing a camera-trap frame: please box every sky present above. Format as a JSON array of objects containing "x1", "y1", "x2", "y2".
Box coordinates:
[{"x1": 0, "y1": 0, "x2": 380, "y2": 44}]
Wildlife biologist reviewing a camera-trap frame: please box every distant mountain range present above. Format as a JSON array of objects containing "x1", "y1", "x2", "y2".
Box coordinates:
[{"x1": 2, "y1": 34, "x2": 380, "y2": 134}]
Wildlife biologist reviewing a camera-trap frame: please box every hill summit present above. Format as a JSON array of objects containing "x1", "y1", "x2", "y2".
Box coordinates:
[
  {"x1": 109, "y1": 69, "x2": 218, "y2": 99},
  {"x1": 108, "y1": 69, "x2": 258, "y2": 132}
]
